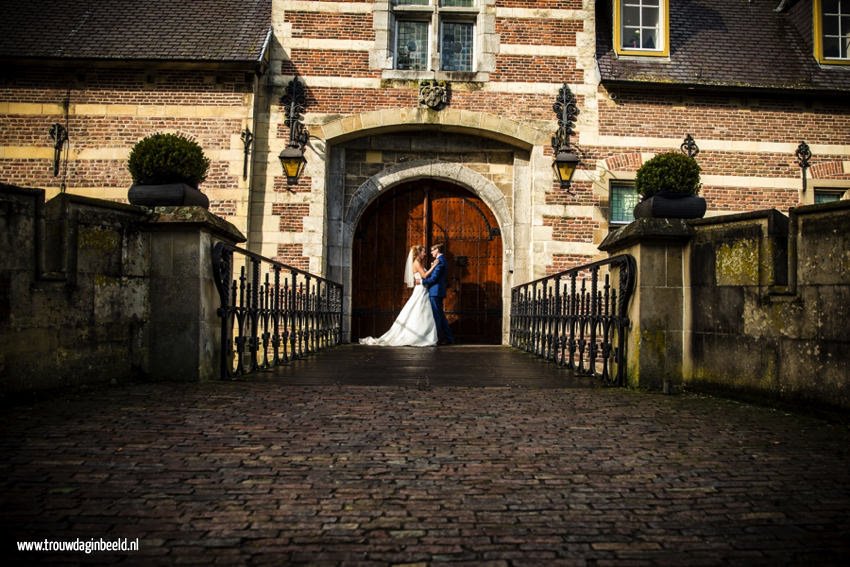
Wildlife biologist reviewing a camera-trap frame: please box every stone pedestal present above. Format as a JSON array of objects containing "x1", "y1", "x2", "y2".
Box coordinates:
[
  {"x1": 143, "y1": 207, "x2": 245, "y2": 381},
  {"x1": 599, "y1": 218, "x2": 694, "y2": 391}
]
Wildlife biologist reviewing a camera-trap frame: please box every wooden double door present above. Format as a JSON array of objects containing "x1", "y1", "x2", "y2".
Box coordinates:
[{"x1": 352, "y1": 180, "x2": 503, "y2": 344}]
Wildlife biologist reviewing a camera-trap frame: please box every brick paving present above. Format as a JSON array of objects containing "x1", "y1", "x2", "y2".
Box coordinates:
[{"x1": 2, "y1": 345, "x2": 850, "y2": 565}]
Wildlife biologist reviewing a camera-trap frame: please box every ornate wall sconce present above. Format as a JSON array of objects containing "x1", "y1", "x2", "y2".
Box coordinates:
[
  {"x1": 551, "y1": 84, "x2": 580, "y2": 190},
  {"x1": 49, "y1": 123, "x2": 68, "y2": 177},
  {"x1": 795, "y1": 141, "x2": 811, "y2": 193},
  {"x1": 279, "y1": 76, "x2": 309, "y2": 186},
  {"x1": 681, "y1": 133, "x2": 700, "y2": 158},
  {"x1": 240, "y1": 127, "x2": 253, "y2": 181}
]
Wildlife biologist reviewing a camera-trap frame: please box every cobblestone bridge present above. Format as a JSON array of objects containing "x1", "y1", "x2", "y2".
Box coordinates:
[{"x1": 2, "y1": 345, "x2": 849, "y2": 565}]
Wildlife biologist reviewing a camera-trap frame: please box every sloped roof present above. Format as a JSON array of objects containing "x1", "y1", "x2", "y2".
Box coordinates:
[
  {"x1": 0, "y1": 0, "x2": 271, "y2": 65},
  {"x1": 596, "y1": 0, "x2": 850, "y2": 94}
]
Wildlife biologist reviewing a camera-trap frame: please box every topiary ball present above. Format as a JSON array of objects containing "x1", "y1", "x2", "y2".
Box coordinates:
[
  {"x1": 635, "y1": 152, "x2": 701, "y2": 199},
  {"x1": 127, "y1": 133, "x2": 210, "y2": 188}
]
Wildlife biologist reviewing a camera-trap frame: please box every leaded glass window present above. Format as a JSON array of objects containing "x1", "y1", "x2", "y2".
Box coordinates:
[
  {"x1": 391, "y1": 0, "x2": 477, "y2": 72},
  {"x1": 396, "y1": 20, "x2": 429, "y2": 70},
  {"x1": 440, "y1": 21, "x2": 473, "y2": 71},
  {"x1": 610, "y1": 181, "x2": 639, "y2": 225}
]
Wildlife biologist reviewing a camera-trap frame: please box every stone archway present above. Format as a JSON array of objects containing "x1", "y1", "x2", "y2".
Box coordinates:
[{"x1": 329, "y1": 159, "x2": 515, "y2": 343}]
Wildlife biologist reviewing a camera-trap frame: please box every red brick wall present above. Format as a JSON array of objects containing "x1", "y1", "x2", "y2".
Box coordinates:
[
  {"x1": 276, "y1": 243, "x2": 309, "y2": 271},
  {"x1": 544, "y1": 181, "x2": 599, "y2": 207},
  {"x1": 288, "y1": 12, "x2": 374, "y2": 40},
  {"x1": 272, "y1": 203, "x2": 310, "y2": 232},
  {"x1": 702, "y1": 186, "x2": 800, "y2": 212},
  {"x1": 282, "y1": 51, "x2": 377, "y2": 78},
  {"x1": 547, "y1": 253, "x2": 596, "y2": 275},
  {"x1": 0, "y1": 68, "x2": 248, "y2": 205},
  {"x1": 812, "y1": 161, "x2": 850, "y2": 180},
  {"x1": 543, "y1": 216, "x2": 600, "y2": 243},
  {"x1": 599, "y1": 90, "x2": 850, "y2": 145},
  {"x1": 496, "y1": 18, "x2": 581, "y2": 46},
  {"x1": 491, "y1": 56, "x2": 581, "y2": 83},
  {"x1": 209, "y1": 200, "x2": 237, "y2": 217},
  {"x1": 496, "y1": 1, "x2": 583, "y2": 8},
  {"x1": 274, "y1": 176, "x2": 312, "y2": 193}
]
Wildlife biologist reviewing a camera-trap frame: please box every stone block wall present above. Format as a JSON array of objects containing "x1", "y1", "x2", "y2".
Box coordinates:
[
  {"x1": 0, "y1": 184, "x2": 246, "y2": 396},
  {"x1": 0, "y1": 184, "x2": 149, "y2": 394},
  {"x1": 688, "y1": 201, "x2": 850, "y2": 409}
]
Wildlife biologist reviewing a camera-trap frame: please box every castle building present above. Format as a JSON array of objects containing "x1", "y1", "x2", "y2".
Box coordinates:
[{"x1": 1, "y1": 0, "x2": 849, "y2": 344}]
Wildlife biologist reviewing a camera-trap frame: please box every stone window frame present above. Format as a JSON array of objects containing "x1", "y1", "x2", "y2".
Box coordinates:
[
  {"x1": 814, "y1": 0, "x2": 850, "y2": 65},
  {"x1": 371, "y1": 0, "x2": 497, "y2": 82},
  {"x1": 613, "y1": 0, "x2": 670, "y2": 58}
]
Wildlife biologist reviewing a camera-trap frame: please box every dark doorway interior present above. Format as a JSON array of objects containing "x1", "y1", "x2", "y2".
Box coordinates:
[{"x1": 352, "y1": 180, "x2": 503, "y2": 344}]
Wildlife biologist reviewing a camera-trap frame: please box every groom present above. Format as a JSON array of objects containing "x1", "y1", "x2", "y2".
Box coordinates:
[{"x1": 422, "y1": 243, "x2": 455, "y2": 345}]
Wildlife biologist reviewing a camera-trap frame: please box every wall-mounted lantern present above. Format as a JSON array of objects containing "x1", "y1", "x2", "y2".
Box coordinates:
[
  {"x1": 551, "y1": 83, "x2": 580, "y2": 190},
  {"x1": 795, "y1": 141, "x2": 812, "y2": 193},
  {"x1": 279, "y1": 76, "x2": 309, "y2": 186}
]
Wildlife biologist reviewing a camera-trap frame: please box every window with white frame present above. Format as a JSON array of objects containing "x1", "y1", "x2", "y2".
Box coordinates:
[
  {"x1": 610, "y1": 181, "x2": 639, "y2": 225},
  {"x1": 615, "y1": 0, "x2": 669, "y2": 57},
  {"x1": 817, "y1": 0, "x2": 850, "y2": 62},
  {"x1": 391, "y1": 0, "x2": 477, "y2": 72}
]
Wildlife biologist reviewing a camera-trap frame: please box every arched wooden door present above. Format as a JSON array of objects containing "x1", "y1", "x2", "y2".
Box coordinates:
[{"x1": 352, "y1": 180, "x2": 503, "y2": 344}]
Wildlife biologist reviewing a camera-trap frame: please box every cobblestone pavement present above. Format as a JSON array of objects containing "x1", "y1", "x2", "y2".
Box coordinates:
[{"x1": 2, "y1": 346, "x2": 850, "y2": 565}]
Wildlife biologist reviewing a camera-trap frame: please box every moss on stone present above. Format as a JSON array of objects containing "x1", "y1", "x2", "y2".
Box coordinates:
[
  {"x1": 716, "y1": 240, "x2": 759, "y2": 286},
  {"x1": 79, "y1": 227, "x2": 121, "y2": 253}
]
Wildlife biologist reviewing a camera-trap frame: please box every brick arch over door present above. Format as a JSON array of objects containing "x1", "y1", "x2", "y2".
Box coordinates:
[{"x1": 336, "y1": 160, "x2": 514, "y2": 343}]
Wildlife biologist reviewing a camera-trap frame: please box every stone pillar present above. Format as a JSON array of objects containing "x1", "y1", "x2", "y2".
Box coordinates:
[
  {"x1": 599, "y1": 218, "x2": 694, "y2": 391},
  {"x1": 143, "y1": 207, "x2": 245, "y2": 382}
]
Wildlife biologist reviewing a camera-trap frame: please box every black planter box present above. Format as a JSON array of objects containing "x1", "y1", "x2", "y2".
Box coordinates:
[
  {"x1": 633, "y1": 193, "x2": 706, "y2": 219},
  {"x1": 128, "y1": 183, "x2": 210, "y2": 209}
]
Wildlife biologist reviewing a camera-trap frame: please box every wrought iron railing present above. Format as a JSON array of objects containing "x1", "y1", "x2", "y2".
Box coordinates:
[
  {"x1": 212, "y1": 242, "x2": 343, "y2": 379},
  {"x1": 510, "y1": 255, "x2": 636, "y2": 386}
]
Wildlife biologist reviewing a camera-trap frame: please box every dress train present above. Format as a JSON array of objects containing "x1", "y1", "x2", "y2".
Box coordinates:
[{"x1": 359, "y1": 280, "x2": 438, "y2": 347}]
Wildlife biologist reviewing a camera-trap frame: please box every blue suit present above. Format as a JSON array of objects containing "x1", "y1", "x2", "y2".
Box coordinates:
[{"x1": 422, "y1": 254, "x2": 454, "y2": 344}]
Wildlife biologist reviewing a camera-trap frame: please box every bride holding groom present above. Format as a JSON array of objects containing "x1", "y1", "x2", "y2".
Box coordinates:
[{"x1": 359, "y1": 243, "x2": 455, "y2": 347}]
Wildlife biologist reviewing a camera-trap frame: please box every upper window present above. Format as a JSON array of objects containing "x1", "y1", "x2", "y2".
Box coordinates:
[
  {"x1": 391, "y1": 0, "x2": 477, "y2": 72},
  {"x1": 614, "y1": 0, "x2": 670, "y2": 58},
  {"x1": 815, "y1": 0, "x2": 850, "y2": 64}
]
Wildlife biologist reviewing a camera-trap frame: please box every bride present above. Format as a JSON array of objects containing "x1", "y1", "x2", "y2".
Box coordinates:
[{"x1": 359, "y1": 245, "x2": 438, "y2": 347}]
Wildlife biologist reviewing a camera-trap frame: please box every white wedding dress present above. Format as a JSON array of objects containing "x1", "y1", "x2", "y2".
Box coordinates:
[{"x1": 359, "y1": 261, "x2": 438, "y2": 347}]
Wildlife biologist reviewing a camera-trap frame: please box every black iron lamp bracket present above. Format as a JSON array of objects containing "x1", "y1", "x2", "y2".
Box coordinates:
[
  {"x1": 795, "y1": 141, "x2": 812, "y2": 193},
  {"x1": 240, "y1": 127, "x2": 254, "y2": 180},
  {"x1": 552, "y1": 83, "x2": 579, "y2": 154},
  {"x1": 282, "y1": 77, "x2": 309, "y2": 149},
  {"x1": 49, "y1": 123, "x2": 68, "y2": 177},
  {"x1": 681, "y1": 133, "x2": 700, "y2": 158}
]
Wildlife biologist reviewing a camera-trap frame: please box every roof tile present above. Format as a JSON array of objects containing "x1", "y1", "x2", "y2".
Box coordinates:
[
  {"x1": 596, "y1": 0, "x2": 850, "y2": 93},
  {"x1": 0, "y1": 0, "x2": 271, "y2": 63}
]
